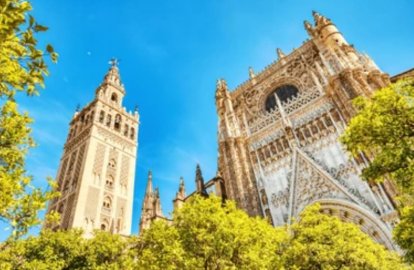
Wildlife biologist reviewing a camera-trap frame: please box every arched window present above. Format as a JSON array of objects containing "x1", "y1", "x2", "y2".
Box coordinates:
[
  {"x1": 130, "y1": 127, "x2": 135, "y2": 140},
  {"x1": 106, "y1": 176, "x2": 114, "y2": 188},
  {"x1": 108, "y1": 159, "x2": 116, "y2": 168},
  {"x1": 111, "y1": 93, "x2": 118, "y2": 103},
  {"x1": 101, "y1": 219, "x2": 109, "y2": 231},
  {"x1": 114, "y1": 114, "x2": 121, "y2": 131},
  {"x1": 99, "y1": 110, "x2": 105, "y2": 123},
  {"x1": 124, "y1": 124, "x2": 129, "y2": 137},
  {"x1": 265, "y1": 85, "x2": 299, "y2": 112},
  {"x1": 103, "y1": 196, "x2": 112, "y2": 209},
  {"x1": 106, "y1": 114, "x2": 112, "y2": 127}
]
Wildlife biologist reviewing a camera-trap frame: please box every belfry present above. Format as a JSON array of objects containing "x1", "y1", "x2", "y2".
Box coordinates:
[{"x1": 46, "y1": 61, "x2": 139, "y2": 237}]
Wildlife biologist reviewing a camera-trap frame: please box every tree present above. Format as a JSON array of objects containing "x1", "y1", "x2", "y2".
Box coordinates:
[
  {"x1": 136, "y1": 195, "x2": 288, "y2": 270},
  {"x1": 83, "y1": 230, "x2": 134, "y2": 270},
  {"x1": 340, "y1": 79, "x2": 414, "y2": 263},
  {"x1": 0, "y1": 229, "x2": 133, "y2": 270},
  {"x1": 393, "y1": 206, "x2": 414, "y2": 264},
  {"x1": 283, "y1": 204, "x2": 405, "y2": 269},
  {"x1": 133, "y1": 221, "x2": 186, "y2": 270},
  {"x1": 0, "y1": 0, "x2": 58, "y2": 242},
  {"x1": 340, "y1": 80, "x2": 414, "y2": 204},
  {"x1": 0, "y1": 197, "x2": 405, "y2": 269},
  {"x1": 0, "y1": 229, "x2": 85, "y2": 270}
]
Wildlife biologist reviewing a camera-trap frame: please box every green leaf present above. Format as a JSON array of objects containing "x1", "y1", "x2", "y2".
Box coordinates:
[{"x1": 33, "y1": 24, "x2": 48, "y2": 32}]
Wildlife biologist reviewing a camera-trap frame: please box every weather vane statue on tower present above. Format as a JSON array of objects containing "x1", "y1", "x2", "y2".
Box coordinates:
[{"x1": 109, "y1": 57, "x2": 120, "y2": 67}]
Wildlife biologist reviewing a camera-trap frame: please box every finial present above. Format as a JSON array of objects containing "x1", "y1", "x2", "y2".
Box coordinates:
[
  {"x1": 216, "y1": 79, "x2": 222, "y2": 89},
  {"x1": 304, "y1": 20, "x2": 314, "y2": 36},
  {"x1": 109, "y1": 58, "x2": 120, "y2": 68},
  {"x1": 312, "y1": 10, "x2": 320, "y2": 20},
  {"x1": 178, "y1": 176, "x2": 185, "y2": 194},
  {"x1": 195, "y1": 164, "x2": 204, "y2": 182},
  {"x1": 75, "y1": 104, "x2": 80, "y2": 112},
  {"x1": 312, "y1": 11, "x2": 330, "y2": 27},
  {"x1": 276, "y1": 48, "x2": 286, "y2": 60},
  {"x1": 134, "y1": 105, "x2": 139, "y2": 113},
  {"x1": 248, "y1": 67, "x2": 255, "y2": 79},
  {"x1": 216, "y1": 78, "x2": 228, "y2": 90}
]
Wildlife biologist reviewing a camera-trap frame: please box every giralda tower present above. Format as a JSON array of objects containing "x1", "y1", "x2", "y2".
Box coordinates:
[{"x1": 46, "y1": 61, "x2": 139, "y2": 236}]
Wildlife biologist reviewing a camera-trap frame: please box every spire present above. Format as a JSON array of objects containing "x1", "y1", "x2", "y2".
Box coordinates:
[
  {"x1": 177, "y1": 176, "x2": 185, "y2": 199},
  {"x1": 173, "y1": 177, "x2": 186, "y2": 210},
  {"x1": 154, "y1": 187, "x2": 163, "y2": 217},
  {"x1": 145, "y1": 170, "x2": 153, "y2": 195},
  {"x1": 195, "y1": 164, "x2": 208, "y2": 196},
  {"x1": 139, "y1": 170, "x2": 155, "y2": 233}
]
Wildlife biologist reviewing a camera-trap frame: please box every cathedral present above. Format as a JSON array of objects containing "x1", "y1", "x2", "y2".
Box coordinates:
[{"x1": 47, "y1": 11, "x2": 413, "y2": 249}]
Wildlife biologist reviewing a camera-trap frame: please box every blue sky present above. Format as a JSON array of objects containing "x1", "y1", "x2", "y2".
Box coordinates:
[{"x1": 1, "y1": 0, "x2": 413, "y2": 239}]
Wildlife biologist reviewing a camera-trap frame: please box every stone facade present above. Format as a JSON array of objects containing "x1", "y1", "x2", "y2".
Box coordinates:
[
  {"x1": 46, "y1": 61, "x2": 139, "y2": 237},
  {"x1": 216, "y1": 12, "x2": 399, "y2": 249}
]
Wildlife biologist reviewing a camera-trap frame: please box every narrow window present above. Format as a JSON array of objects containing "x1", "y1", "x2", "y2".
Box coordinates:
[
  {"x1": 114, "y1": 114, "x2": 121, "y2": 131},
  {"x1": 130, "y1": 127, "x2": 135, "y2": 140},
  {"x1": 99, "y1": 110, "x2": 105, "y2": 123},
  {"x1": 106, "y1": 114, "x2": 112, "y2": 127},
  {"x1": 124, "y1": 124, "x2": 129, "y2": 137}
]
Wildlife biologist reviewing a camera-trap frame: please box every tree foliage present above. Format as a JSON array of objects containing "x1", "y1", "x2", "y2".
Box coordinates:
[
  {"x1": 0, "y1": 0, "x2": 58, "y2": 242},
  {"x1": 341, "y1": 79, "x2": 414, "y2": 263},
  {"x1": 0, "y1": 229, "x2": 133, "y2": 270},
  {"x1": 341, "y1": 80, "x2": 414, "y2": 204},
  {"x1": 284, "y1": 204, "x2": 404, "y2": 270},
  {"x1": 0, "y1": 0, "x2": 57, "y2": 98},
  {"x1": 135, "y1": 195, "x2": 287, "y2": 269},
  {"x1": 0, "y1": 196, "x2": 405, "y2": 269}
]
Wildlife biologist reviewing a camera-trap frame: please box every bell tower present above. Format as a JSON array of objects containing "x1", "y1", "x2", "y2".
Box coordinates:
[{"x1": 46, "y1": 60, "x2": 139, "y2": 237}]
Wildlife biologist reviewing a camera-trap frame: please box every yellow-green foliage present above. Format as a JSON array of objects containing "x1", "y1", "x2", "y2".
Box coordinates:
[
  {"x1": 0, "y1": 196, "x2": 406, "y2": 269},
  {"x1": 284, "y1": 204, "x2": 404, "y2": 270},
  {"x1": 0, "y1": 229, "x2": 133, "y2": 270},
  {"x1": 341, "y1": 80, "x2": 414, "y2": 264},
  {"x1": 341, "y1": 80, "x2": 414, "y2": 203},
  {"x1": 0, "y1": 0, "x2": 59, "y2": 241},
  {"x1": 0, "y1": 0, "x2": 57, "y2": 98}
]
